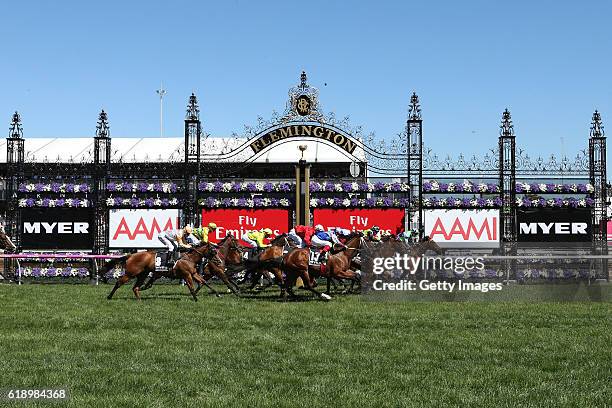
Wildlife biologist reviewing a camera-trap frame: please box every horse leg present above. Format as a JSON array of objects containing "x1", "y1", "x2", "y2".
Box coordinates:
[
  {"x1": 107, "y1": 274, "x2": 130, "y2": 300},
  {"x1": 132, "y1": 273, "x2": 148, "y2": 300},
  {"x1": 300, "y1": 270, "x2": 331, "y2": 301},
  {"x1": 141, "y1": 271, "x2": 163, "y2": 291},
  {"x1": 183, "y1": 273, "x2": 198, "y2": 302},
  {"x1": 217, "y1": 270, "x2": 241, "y2": 296}
]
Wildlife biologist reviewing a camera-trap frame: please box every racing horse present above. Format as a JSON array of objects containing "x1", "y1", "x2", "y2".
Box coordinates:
[
  {"x1": 101, "y1": 242, "x2": 215, "y2": 301},
  {"x1": 306, "y1": 232, "x2": 363, "y2": 295},
  {"x1": 238, "y1": 234, "x2": 331, "y2": 301},
  {"x1": 193, "y1": 234, "x2": 244, "y2": 297}
]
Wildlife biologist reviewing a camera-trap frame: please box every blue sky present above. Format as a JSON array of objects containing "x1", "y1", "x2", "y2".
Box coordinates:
[{"x1": 1, "y1": 0, "x2": 610, "y2": 162}]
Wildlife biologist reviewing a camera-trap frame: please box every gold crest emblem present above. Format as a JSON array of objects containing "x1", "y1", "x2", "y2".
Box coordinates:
[{"x1": 296, "y1": 95, "x2": 311, "y2": 116}]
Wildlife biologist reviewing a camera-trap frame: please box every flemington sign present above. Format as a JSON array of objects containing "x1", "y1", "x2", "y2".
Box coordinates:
[{"x1": 249, "y1": 124, "x2": 358, "y2": 155}]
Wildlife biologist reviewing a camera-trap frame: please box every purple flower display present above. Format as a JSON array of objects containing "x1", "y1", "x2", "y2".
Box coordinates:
[
  {"x1": 144, "y1": 198, "x2": 155, "y2": 207},
  {"x1": 114, "y1": 197, "x2": 123, "y2": 206},
  {"x1": 161, "y1": 198, "x2": 170, "y2": 206},
  {"x1": 78, "y1": 268, "x2": 89, "y2": 278},
  {"x1": 279, "y1": 182, "x2": 291, "y2": 192},
  {"x1": 51, "y1": 183, "x2": 61, "y2": 193},
  {"x1": 309, "y1": 182, "x2": 321, "y2": 192},
  {"x1": 18, "y1": 184, "x2": 27, "y2": 192},
  {"x1": 213, "y1": 181, "x2": 223, "y2": 192},
  {"x1": 130, "y1": 198, "x2": 139, "y2": 207},
  {"x1": 263, "y1": 182, "x2": 274, "y2": 192},
  {"x1": 25, "y1": 198, "x2": 35, "y2": 207}
]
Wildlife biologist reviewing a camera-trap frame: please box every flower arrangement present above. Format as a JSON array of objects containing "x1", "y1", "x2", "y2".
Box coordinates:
[
  {"x1": 17, "y1": 266, "x2": 90, "y2": 278},
  {"x1": 106, "y1": 181, "x2": 178, "y2": 193},
  {"x1": 18, "y1": 198, "x2": 89, "y2": 208},
  {"x1": 18, "y1": 182, "x2": 91, "y2": 193},
  {"x1": 198, "y1": 181, "x2": 293, "y2": 193},
  {"x1": 516, "y1": 268, "x2": 592, "y2": 281},
  {"x1": 423, "y1": 197, "x2": 503, "y2": 208},
  {"x1": 309, "y1": 181, "x2": 410, "y2": 193},
  {"x1": 515, "y1": 182, "x2": 594, "y2": 193},
  {"x1": 199, "y1": 197, "x2": 291, "y2": 208},
  {"x1": 310, "y1": 197, "x2": 410, "y2": 208},
  {"x1": 422, "y1": 180, "x2": 499, "y2": 193},
  {"x1": 516, "y1": 197, "x2": 594, "y2": 208},
  {"x1": 106, "y1": 196, "x2": 180, "y2": 207}
]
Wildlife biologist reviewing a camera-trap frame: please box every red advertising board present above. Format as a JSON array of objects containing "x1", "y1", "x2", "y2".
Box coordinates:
[
  {"x1": 201, "y1": 209, "x2": 290, "y2": 244},
  {"x1": 312, "y1": 209, "x2": 405, "y2": 234},
  {"x1": 608, "y1": 221, "x2": 612, "y2": 243}
]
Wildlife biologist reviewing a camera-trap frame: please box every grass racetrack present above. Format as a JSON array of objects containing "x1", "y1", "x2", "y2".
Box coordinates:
[{"x1": 0, "y1": 284, "x2": 610, "y2": 407}]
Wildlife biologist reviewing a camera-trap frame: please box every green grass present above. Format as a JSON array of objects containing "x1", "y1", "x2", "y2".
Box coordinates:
[{"x1": 0, "y1": 284, "x2": 610, "y2": 408}]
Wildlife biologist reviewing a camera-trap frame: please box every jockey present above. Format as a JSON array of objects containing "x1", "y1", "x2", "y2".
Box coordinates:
[
  {"x1": 242, "y1": 228, "x2": 273, "y2": 250},
  {"x1": 311, "y1": 224, "x2": 338, "y2": 262},
  {"x1": 190, "y1": 222, "x2": 217, "y2": 245},
  {"x1": 158, "y1": 225, "x2": 193, "y2": 264},
  {"x1": 0, "y1": 223, "x2": 16, "y2": 253},
  {"x1": 334, "y1": 227, "x2": 351, "y2": 240},
  {"x1": 288, "y1": 224, "x2": 316, "y2": 248},
  {"x1": 364, "y1": 225, "x2": 382, "y2": 242}
]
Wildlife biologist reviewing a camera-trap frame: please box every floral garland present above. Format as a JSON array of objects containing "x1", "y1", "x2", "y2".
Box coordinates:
[
  {"x1": 310, "y1": 181, "x2": 410, "y2": 193},
  {"x1": 18, "y1": 182, "x2": 91, "y2": 193},
  {"x1": 516, "y1": 197, "x2": 593, "y2": 208},
  {"x1": 106, "y1": 196, "x2": 180, "y2": 207},
  {"x1": 310, "y1": 197, "x2": 410, "y2": 208},
  {"x1": 17, "y1": 266, "x2": 90, "y2": 278},
  {"x1": 198, "y1": 181, "x2": 293, "y2": 193},
  {"x1": 423, "y1": 180, "x2": 499, "y2": 193},
  {"x1": 423, "y1": 197, "x2": 503, "y2": 208},
  {"x1": 199, "y1": 197, "x2": 291, "y2": 208},
  {"x1": 516, "y1": 269, "x2": 593, "y2": 280},
  {"x1": 18, "y1": 198, "x2": 89, "y2": 208},
  {"x1": 107, "y1": 181, "x2": 178, "y2": 193},
  {"x1": 515, "y1": 182, "x2": 594, "y2": 193}
]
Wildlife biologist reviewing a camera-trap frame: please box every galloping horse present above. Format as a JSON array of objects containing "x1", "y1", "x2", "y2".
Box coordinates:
[
  {"x1": 193, "y1": 234, "x2": 244, "y2": 297},
  {"x1": 102, "y1": 242, "x2": 215, "y2": 301},
  {"x1": 310, "y1": 233, "x2": 363, "y2": 295}
]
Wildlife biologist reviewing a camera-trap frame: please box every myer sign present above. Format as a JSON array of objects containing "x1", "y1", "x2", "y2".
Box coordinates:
[
  {"x1": 249, "y1": 124, "x2": 358, "y2": 155},
  {"x1": 517, "y1": 208, "x2": 591, "y2": 242},
  {"x1": 21, "y1": 208, "x2": 93, "y2": 250}
]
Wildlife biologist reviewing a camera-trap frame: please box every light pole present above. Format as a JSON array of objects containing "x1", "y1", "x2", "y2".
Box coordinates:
[{"x1": 156, "y1": 82, "x2": 167, "y2": 138}]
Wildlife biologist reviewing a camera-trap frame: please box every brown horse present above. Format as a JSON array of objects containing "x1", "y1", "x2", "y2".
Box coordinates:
[
  {"x1": 318, "y1": 233, "x2": 364, "y2": 295},
  {"x1": 236, "y1": 234, "x2": 330, "y2": 301},
  {"x1": 102, "y1": 242, "x2": 215, "y2": 301},
  {"x1": 193, "y1": 234, "x2": 244, "y2": 297}
]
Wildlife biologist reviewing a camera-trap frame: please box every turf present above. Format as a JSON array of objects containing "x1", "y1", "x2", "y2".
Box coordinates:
[{"x1": 0, "y1": 284, "x2": 610, "y2": 408}]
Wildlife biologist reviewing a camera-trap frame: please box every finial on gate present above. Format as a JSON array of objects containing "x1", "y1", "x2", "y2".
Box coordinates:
[
  {"x1": 186, "y1": 92, "x2": 200, "y2": 120},
  {"x1": 590, "y1": 110, "x2": 605, "y2": 138},
  {"x1": 408, "y1": 92, "x2": 421, "y2": 120},
  {"x1": 300, "y1": 71, "x2": 307, "y2": 88},
  {"x1": 500, "y1": 108, "x2": 514, "y2": 137},
  {"x1": 96, "y1": 109, "x2": 110, "y2": 138},
  {"x1": 9, "y1": 111, "x2": 23, "y2": 139}
]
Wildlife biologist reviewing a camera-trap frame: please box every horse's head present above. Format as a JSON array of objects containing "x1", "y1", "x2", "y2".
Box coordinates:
[
  {"x1": 269, "y1": 233, "x2": 288, "y2": 247},
  {"x1": 190, "y1": 242, "x2": 217, "y2": 260}
]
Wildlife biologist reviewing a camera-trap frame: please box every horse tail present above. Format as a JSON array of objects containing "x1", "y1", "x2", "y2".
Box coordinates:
[{"x1": 99, "y1": 254, "x2": 130, "y2": 277}]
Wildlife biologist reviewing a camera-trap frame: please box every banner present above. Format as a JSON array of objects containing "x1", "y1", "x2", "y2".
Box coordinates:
[
  {"x1": 201, "y1": 209, "x2": 290, "y2": 243},
  {"x1": 517, "y1": 208, "x2": 591, "y2": 242},
  {"x1": 109, "y1": 209, "x2": 180, "y2": 248},
  {"x1": 424, "y1": 209, "x2": 500, "y2": 248},
  {"x1": 21, "y1": 208, "x2": 93, "y2": 250},
  {"x1": 313, "y1": 209, "x2": 405, "y2": 235}
]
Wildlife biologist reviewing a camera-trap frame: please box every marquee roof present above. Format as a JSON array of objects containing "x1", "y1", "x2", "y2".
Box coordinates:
[{"x1": 0, "y1": 137, "x2": 366, "y2": 164}]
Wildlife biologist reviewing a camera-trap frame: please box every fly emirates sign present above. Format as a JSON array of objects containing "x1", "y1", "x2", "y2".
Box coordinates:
[
  {"x1": 109, "y1": 209, "x2": 180, "y2": 248},
  {"x1": 202, "y1": 209, "x2": 289, "y2": 243},
  {"x1": 424, "y1": 209, "x2": 500, "y2": 248}
]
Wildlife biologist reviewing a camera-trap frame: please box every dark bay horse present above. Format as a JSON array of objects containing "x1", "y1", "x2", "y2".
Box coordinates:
[{"x1": 102, "y1": 242, "x2": 215, "y2": 301}]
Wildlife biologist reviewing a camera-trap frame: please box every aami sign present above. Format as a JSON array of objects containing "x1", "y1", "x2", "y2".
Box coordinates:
[
  {"x1": 109, "y1": 209, "x2": 180, "y2": 248},
  {"x1": 313, "y1": 209, "x2": 405, "y2": 235},
  {"x1": 202, "y1": 209, "x2": 290, "y2": 244},
  {"x1": 424, "y1": 209, "x2": 500, "y2": 248}
]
